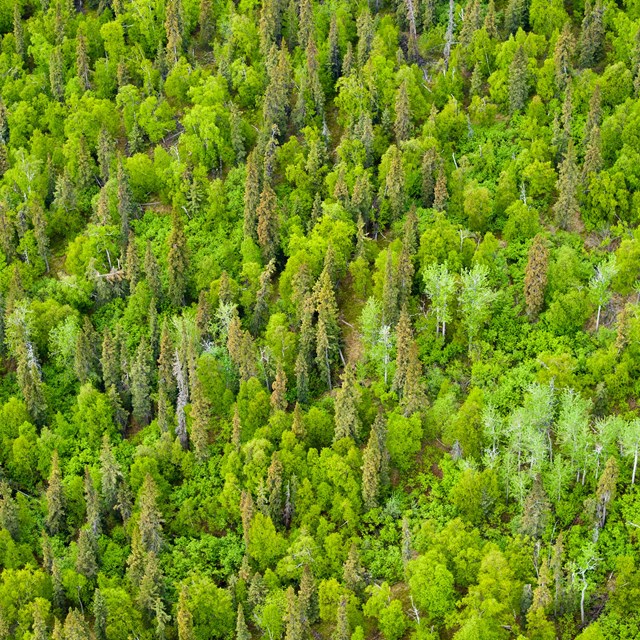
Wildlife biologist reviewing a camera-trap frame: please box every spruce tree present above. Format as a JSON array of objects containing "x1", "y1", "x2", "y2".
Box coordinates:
[
  {"x1": 76, "y1": 31, "x2": 91, "y2": 91},
  {"x1": 243, "y1": 147, "x2": 260, "y2": 242},
  {"x1": 165, "y1": 0, "x2": 185, "y2": 69},
  {"x1": 0, "y1": 481, "x2": 19, "y2": 540},
  {"x1": 343, "y1": 543, "x2": 363, "y2": 594},
  {"x1": 131, "y1": 337, "x2": 152, "y2": 425},
  {"x1": 394, "y1": 80, "x2": 411, "y2": 143},
  {"x1": 327, "y1": 15, "x2": 341, "y2": 81},
  {"x1": 267, "y1": 452, "x2": 284, "y2": 524},
  {"x1": 484, "y1": 0, "x2": 498, "y2": 39},
  {"x1": 284, "y1": 586, "x2": 303, "y2": 640},
  {"x1": 504, "y1": 0, "x2": 526, "y2": 35},
  {"x1": 385, "y1": 145, "x2": 405, "y2": 220},
  {"x1": 524, "y1": 234, "x2": 549, "y2": 319},
  {"x1": 401, "y1": 340, "x2": 427, "y2": 416},
  {"x1": 270, "y1": 362, "x2": 287, "y2": 412},
  {"x1": 553, "y1": 141, "x2": 581, "y2": 231},
  {"x1": 362, "y1": 423, "x2": 383, "y2": 509},
  {"x1": 46, "y1": 451, "x2": 65, "y2": 535},
  {"x1": 257, "y1": 184, "x2": 279, "y2": 262},
  {"x1": 240, "y1": 490, "x2": 254, "y2": 547},
  {"x1": 117, "y1": 157, "x2": 133, "y2": 249},
  {"x1": 554, "y1": 23, "x2": 574, "y2": 93},
  {"x1": 421, "y1": 148, "x2": 437, "y2": 208},
  {"x1": 509, "y1": 45, "x2": 528, "y2": 114},
  {"x1": 190, "y1": 370, "x2": 212, "y2": 464},
  {"x1": 93, "y1": 589, "x2": 107, "y2": 640},
  {"x1": 99, "y1": 434, "x2": 121, "y2": 511},
  {"x1": 13, "y1": 4, "x2": 24, "y2": 60},
  {"x1": 138, "y1": 474, "x2": 163, "y2": 554},
  {"x1": 334, "y1": 364, "x2": 361, "y2": 442},
  {"x1": 74, "y1": 317, "x2": 99, "y2": 385},
  {"x1": 76, "y1": 528, "x2": 98, "y2": 579},
  {"x1": 333, "y1": 596, "x2": 349, "y2": 640},
  {"x1": 168, "y1": 208, "x2": 189, "y2": 307},
  {"x1": 236, "y1": 604, "x2": 250, "y2": 640},
  {"x1": 433, "y1": 163, "x2": 448, "y2": 211},
  {"x1": 49, "y1": 47, "x2": 65, "y2": 102},
  {"x1": 579, "y1": 0, "x2": 605, "y2": 69}
]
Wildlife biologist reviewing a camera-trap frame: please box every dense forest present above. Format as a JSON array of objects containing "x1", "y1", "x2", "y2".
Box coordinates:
[{"x1": 3, "y1": 0, "x2": 640, "y2": 637}]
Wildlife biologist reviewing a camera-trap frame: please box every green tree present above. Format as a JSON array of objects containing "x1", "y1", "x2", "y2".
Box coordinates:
[
  {"x1": 423, "y1": 262, "x2": 456, "y2": 338},
  {"x1": 509, "y1": 46, "x2": 528, "y2": 114},
  {"x1": 46, "y1": 451, "x2": 65, "y2": 535},
  {"x1": 168, "y1": 209, "x2": 189, "y2": 307}
]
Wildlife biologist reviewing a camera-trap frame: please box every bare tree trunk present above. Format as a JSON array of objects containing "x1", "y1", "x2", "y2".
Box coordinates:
[{"x1": 443, "y1": 0, "x2": 455, "y2": 72}]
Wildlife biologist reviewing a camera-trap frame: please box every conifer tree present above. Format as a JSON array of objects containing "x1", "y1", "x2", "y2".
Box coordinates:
[
  {"x1": 143, "y1": 240, "x2": 162, "y2": 301},
  {"x1": 49, "y1": 47, "x2": 65, "y2": 102},
  {"x1": 84, "y1": 467, "x2": 101, "y2": 537},
  {"x1": 252, "y1": 259, "x2": 276, "y2": 334},
  {"x1": 433, "y1": 163, "x2": 448, "y2": 211},
  {"x1": 0, "y1": 481, "x2": 18, "y2": 540},
  {"x1": 333, "y1": 596, "x2": 349, "y2": 640},
  {"x1": 298, "y1": 0, "x2": 314, "y2": 53},
  {"x1": 595, "y1": 456, "x2": 618, "y2": 534},
  {"x1": 240, "y1": 490, "x2": 254, "y2": 547},
  {"x1": 343, "y1": 544, "x2": 363, "y2": 594},
  {"x1": 190, "y1": 371, "x2": 211, "y2": 464},
  {"x1": 259, "y1": 0, "x2": 283, "y2": 56},
  {"x1": 271, "y1": 362, "x2": 287, "y2": 412},
  {"x1": 285, "y1": 586, "x2": 303, "y2": 640},
  {"x1": 460, "y1": 0, "x2": 481, "y2": 47},
  {"x1": 554, "y1": 23, "x2": 574, "y2": 93},
  {"x1": 139, "y1": 474, "x2": 163, "y2": 554},
  {"x1": 421, "y1": 148, "x2": 437, "y2": 208},
  {"x1": 334, "y1": 363, "x2": 361, "y2": 442},
  {"x1": 46, "y1": 451, "x2": 65, "y2": 535},
  {"x1": 198, "y1": 0, "x2": 213, "y2": 46},
  {"x1": 382, "y1": 248, "x2": 399, "y2": 327},
  {"x1": 401, "y1": 340, "x2": 427, "y2": 416},
  {"x1": 101, "y1": 328, "x2": 119, "y2": 392},
  {"x1": 422, "y1": 0, "x2": 435, "y2": 30},
  {"x1": 99, "y1": 435, "x2": 121, "y2": 511},
  {"x1": 13, "y1": 4, "x2": 24, "y2": 60},
  {"x1": 553, "y1": 141, "x2": 581, "y2": 231},
  {"x1": 93, "y1": 589, "x2": 107, "y2": 640},
  {"x1": 356, "y1": 8, "x2": 374, "y2": 67},
  {"x1": 232, "y1": 404, "x2": 242, "y2": 450},
  {"x1": 299, "y1": 564, "x2": 316, "y2": 626},
  {"x1": 165, "y1": 0, "x2": 184, "y2": 69},
  {"x1": 131, "y1": 337, "x2": 152, "y2": 425},
  {"x1": 504, "y1": 0, "x2": 526, "y2": 35},
  {"x1": 74, "y1": 317, "x2": 99, "y2": 385},
  {"x1": 64, "y1": 610, "x2": 89, "y2": 640},
  {"x1": 236, "y1": 604, "x2": 250, "y2": 640},
  {"x1": 168, "y1": 208, "x2": 189, "y2": 306},
  {"x1": 76, "y1": 31, "x2": 90, "y2": 91},
  {"x1": 30, "y1": 199, "x2": 50, "y2": 272},
  {"x1": 257, "y1": 184, "x2": 279, "y2": 262},
  {"x1": 579, "y1": 0, "x2": 605, "y2": 69},
  {"x1": 76, "y1": 528, "x2": 98, "y2": 579},
  {"x1": 243, "y1": 149, "x2": 261, "y2": 243},
  {"x1": 484, "y1": 0, "x2": 498, "y2": 38},
  {"x1": 177, "y1": 584, "x2": 195, "y2": 640},
  {"x1": 362, "y1": 417, "x2": 385, "y2": 509},
  {"x1": 327, "y1": 15, "x2": 341, "y2": 81},
  {"x1": 385, "y1": 145, "x2": 405, "y2": 220},
  {"x1": 295, "y1": 350, "x2": 310, "y2": 406},
  {"x1": 509, "y1": 45, "x2": 528, "y2": 113},
  {"x1": 394, "y1": 80, "x2": 411, "y2": 143},
  {"x1": 117, "y1": 158, "x2": 133, "y2": 249},
  {"x1": 524, "y1": 234, "x2": 549, "y2": 319},
  {"x1": 393, "y1": 306, "x2": 412, "y2": 397}
]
